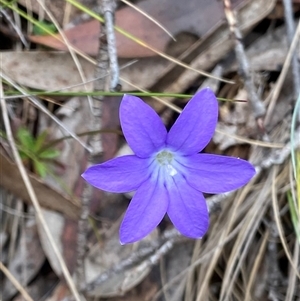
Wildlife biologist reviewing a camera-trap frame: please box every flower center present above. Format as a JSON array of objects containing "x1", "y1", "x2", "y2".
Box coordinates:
[{"x1": 155, "y1": 150, "x2": 178, "y2": 176}]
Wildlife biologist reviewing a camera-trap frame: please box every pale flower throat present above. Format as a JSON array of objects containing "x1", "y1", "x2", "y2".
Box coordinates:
[{"x1": 155, "y1": 150, "x2": 178, "y2": 176}]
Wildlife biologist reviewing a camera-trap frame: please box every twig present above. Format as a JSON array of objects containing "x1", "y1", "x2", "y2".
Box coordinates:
[
  {"x1": 0, "y1": 77, "x2": 83, "y2": 301},
  {"x1": 283, "y1": 0, "x2": 300, "y2": 99},
  {"x1": 267, "y1": 221, "x2": 282, "y2": 301},
  {"x1": 120, "y1": 0, "x2": 175, "y2": 41},
  {"x1": 208, "y1": 126, "x2": 300, "y2": 213},
  {"x1": 75, "y1": 0, "x2": 110, "y2": 292},
  {"x1": 199, "y1": 64, "x2": 224, "y2": 92},
  {"x1": 99, "y1": 0, "x2": 119, "y2": 91},
  {"x1": 0, "y1": 6, "x2": 29, "y2": 47},
  {"x1": 86, "y1": 235, "x2": 179, "y2": 293},
  {"x1": 223, "y1": 0, "x2": 266, "y2": 119},
  {"x1": 0, "y1": 261, "x2": 34, "y2": 301}
]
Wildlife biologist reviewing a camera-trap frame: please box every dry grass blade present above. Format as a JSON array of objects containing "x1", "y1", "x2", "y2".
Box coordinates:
[
  {"x1": 66, "y1": 0, "x2": 234, "y2": 84},
  {"x1": 215, "y1": 128, "x2": 284, "y2": 148},
  {"x1": 219, "y1": 179, "x2": 271, "y2": 301},
  {"x1": 120, "y1": 0, "x2": 175, "y2": 41},
  {"x1": 0, "y1": 6, "x2": 29, "y2": 47},
  {"x1": 195, "y1": 181, "x2": 256, "y2": 301},
  {"x1": 1, "y1": 72, "x2": 91, "y2": 152},
  {"x1": 34, "y1": 0, "x2": 94, "y2": 112},
  {"x1": 120, "y1": 77, "x2": 182, "y2": 112},
  {"x1": 0, "y1": 261, "x2": 34, "y2": 301},
  {"x1": 0, "y1": 80, "x2": 83, "y2": 301},
  {"x1": 271, "y1": 166, "x2": 300, "y2": 279},
  {"x1": 265, "y1": 20, "x2": 300, "y2": 125},
  {"x1": 122, "y1": 78, "x2": 284, "y2": 148},
  {"x1": 114, "y1": 26, "x2": 234, "y2": 84},
  {"x1": 285, "y1": 241, "x2": 299, "y2": 301},
  {"x1": 244, "y1": 230, "x2": 269, "y2": 300},
  {"x1": 153, "y1": 222, "x2": 245, "y2": 301},
  {"x1": 283, "y1": 0, "x2": 300, "y2": 99}
]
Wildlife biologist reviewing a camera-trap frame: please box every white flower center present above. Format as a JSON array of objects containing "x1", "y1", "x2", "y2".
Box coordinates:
[{"x1": 155, "y1": 150, "x2": 178, "y2": 176}]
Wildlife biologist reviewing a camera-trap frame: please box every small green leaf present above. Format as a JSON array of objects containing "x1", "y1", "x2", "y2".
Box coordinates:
[
  {"x1": 17, "y1": 128, "x2": 35, "y2": 150},
  {"x1": 33, "y1": 21, "x2": 57, "y2": 36},
  {"x1": 0, "y1": 130, "x2": 7, "y2": 139},
  {"x1": 34, "y1": 161, "x2": 48, "y2": 178},
  {"x1": 34, "y1": 130, "x2": 48, "y2": 152},
  {"x1": 39, "y1": 148, "x2": 60, "y2": 159}
]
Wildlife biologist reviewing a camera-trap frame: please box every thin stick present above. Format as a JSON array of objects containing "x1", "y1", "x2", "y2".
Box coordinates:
[
  {"x1": 0, "y1": 80, "x2": 83, "y2": 301},
  {"x1": 86, "y1": 237, "x2": 177, "y2": 292},
  {"x1": 0, "y1": 7, "x2": 29, "y2": 47},
  {"x1": 208, "y1": 127, "x2": 300, "y2": 213},
  {"x1": 100, "y1": 0, "x2": 119, "y2": 91},
  {"x1": 120, "y1": 0, "x2": 175, "y2": 41},
  {"x1": 283, "y1": 0, "x2": 300, "y2": 99},
  {"x1": 75, "y1": 0, "x2": 110, "y2": 291},
  {"x1": 223, "y1": 0, "x2": 266, "y2": 119},
  {"x1": 0, "y1": 261, "x2": 34, "y2": 301}
]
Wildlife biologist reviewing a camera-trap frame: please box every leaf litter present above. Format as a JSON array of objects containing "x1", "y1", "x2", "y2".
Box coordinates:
[{"x1": 0, "y1": 0, "x2": 299, "y2": 300}]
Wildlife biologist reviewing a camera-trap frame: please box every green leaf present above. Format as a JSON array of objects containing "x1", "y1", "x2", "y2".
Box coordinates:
[
  {"x1": 0, "y1": 130, "x2": 7, "y2": 139},
  {"x1": 17, "y1": 128, "x2": 35, "y2": 150},
  {"x1": 34, "y1": 130, "x2": 48, "y2": 152},
  {"x1": 34, "y1": 161, "x2": 48, "y2": 178},
  {"x1": 39, "y1": 148, "x2": 60, "y2": 159},
  {"x1": 33, "y1": 21, "x2": 57, "y2": 36}
]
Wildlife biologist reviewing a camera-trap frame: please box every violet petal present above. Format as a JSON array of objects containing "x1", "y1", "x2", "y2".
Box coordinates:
[
  {"x1": 120, "y1": 95, "x2": 167, "y2": 158},
  {"x1": 166, "y1": 176, "x2": 209, "y2": 238},
  {"x1": 180, "y1": 154, "x2": 256, "y2": 194},
  {"x1": 166, "y1": 88, "x2": 218, "y2": 154},
  {"x1": 120, "y1": 180, "x2": 168, "y2": 244},
  {"x1": 82, "y1": 155, "x2": 150, "y2": 193}
]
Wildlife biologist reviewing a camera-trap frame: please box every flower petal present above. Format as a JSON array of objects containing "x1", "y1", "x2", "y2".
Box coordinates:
[
  {"x1": 120, "y1": 95, "x2": 167, "y2": 158},
  {"x1": 179, "y1": 154, "x2": 255, "y2": 194},
  {"x1": 120, "y1": 180, "x2": 168, "y2": 244},
  {"x1": 82, "y1": 155, "x2": 150, "y2": 193},
  {"x1": 166, "y1": 176, "x2": 209, "y2": 238},
  {"x1": 166, "y1": 88, "x2": 218, "y2": 154}
]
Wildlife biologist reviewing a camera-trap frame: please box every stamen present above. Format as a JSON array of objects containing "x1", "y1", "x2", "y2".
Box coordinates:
[
  {"x1": 156, "y1": 150, "x2": 173, "y2": 165},
  {"x1": 155, "y1": 150, "x2": 178, "y2": 176}
]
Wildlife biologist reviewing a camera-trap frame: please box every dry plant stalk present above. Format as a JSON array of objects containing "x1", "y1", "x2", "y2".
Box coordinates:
[
  {"x1": 86, "y1": 238, "x2": 177, "y2": 291},
  {"x1": 0, "y1": 79, "x2": 83, "y2": 301},
  {"x1": 223, "y1": 0, "x2": 266, "y2": 119},
  {"x1": 100, "y1": 0, "x2": 119, "y2": 90},
  {"x1": 76, "y1": 0, "x2": 118, "y2": 292},
  {"x1": 283, "y1": 0, "x2": 300, "y2": 98},
  {"x1": 0, "y1": 261, "x2": 34, "y2": 301}
]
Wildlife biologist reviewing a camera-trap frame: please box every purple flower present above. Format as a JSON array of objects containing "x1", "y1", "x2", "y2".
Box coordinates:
[{"x1": 82, "y1": 88, "x2": 255, "y2": 244}]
